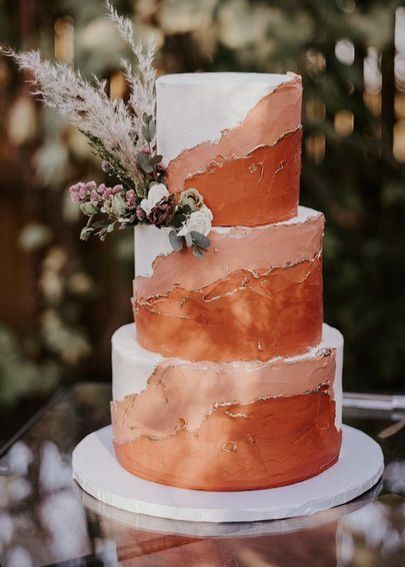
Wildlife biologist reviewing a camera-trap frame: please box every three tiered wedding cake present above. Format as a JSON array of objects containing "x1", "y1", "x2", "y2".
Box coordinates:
[
  {"x1": 111, "y1": 72, "x2": 344, "y2": 491},
  {"x1": 10, "y1": 2, "x2": 384, "y2": 521}
]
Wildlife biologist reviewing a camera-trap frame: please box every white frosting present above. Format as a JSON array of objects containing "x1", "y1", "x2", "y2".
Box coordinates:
[
  {"x1": 112, "y1": 323, "x2": 343, "y2": 428},
  {"x1": 212, "y1": 205, "x2": 318, "y2": 235},
  {"x1": 156, "y1": 72, "x2": 294, "y2": 165},
  {"x1": 134, "y1": 224, "x2": 173, "y2": 279},
  {"x1": 134, "y1": 206, "x2": 322, "y2": 279}
]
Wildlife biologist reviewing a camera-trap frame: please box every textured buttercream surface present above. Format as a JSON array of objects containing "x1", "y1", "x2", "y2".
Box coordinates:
[
  {"x1": 134, "y1": 206, "x2": 321, "y2": 279},
  {"x1": 133, "y1": 207, "x2": 324, "y2": 361},
  {"x1": 111, "y1": 323, "x2": 343, "y2": 491},
  {"x1": 156, "y1": 72, "x2": 295, "y2": 164},
  {"x1": 112, "y1": 323, "x2": 343, "y2": 425},
  {"x1": 113, "y1": 392, "x2": 341, "y2": 491},
  {"x1": 159, "y1": 73, "x2": 302, "y2": 226}
]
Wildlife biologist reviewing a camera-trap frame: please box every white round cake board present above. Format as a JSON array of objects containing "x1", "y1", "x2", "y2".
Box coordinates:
[
  {"x1": 72, "y1": 424, "x2": 384, "y2": 524},
  {"x1": 78, "y1": 480, "x2": 382, "y2": 538}
]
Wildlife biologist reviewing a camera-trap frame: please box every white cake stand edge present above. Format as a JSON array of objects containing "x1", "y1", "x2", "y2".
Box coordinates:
[{"x1": 72, "y1": 424, "x2": 384, "y2": 524}]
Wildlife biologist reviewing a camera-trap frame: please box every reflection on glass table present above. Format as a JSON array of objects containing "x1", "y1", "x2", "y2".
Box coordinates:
[{"x1": 0, "y1": 383, "x2": 404, "y2": 566}]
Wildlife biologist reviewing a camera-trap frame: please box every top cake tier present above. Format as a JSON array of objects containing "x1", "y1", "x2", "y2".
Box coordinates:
[{"x1": 157, "y1": 72, "x2": 302, "y2": 227}]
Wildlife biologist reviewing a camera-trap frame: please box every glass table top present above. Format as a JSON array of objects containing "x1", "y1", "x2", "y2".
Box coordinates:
[{"x1": 0, "y1": 383, "x2": 404, "y2": 566}]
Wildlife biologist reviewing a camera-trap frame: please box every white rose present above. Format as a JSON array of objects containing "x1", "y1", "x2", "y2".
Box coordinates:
[
  {"x1": 140, "y1": 183, "x2": 169, "y2": 215},
  {"x1": 178, "y1": 205, "x2": 213, "y2": 242},
  {"x1": 179, "y1": 188, "x2": 203, "y2": 210}
]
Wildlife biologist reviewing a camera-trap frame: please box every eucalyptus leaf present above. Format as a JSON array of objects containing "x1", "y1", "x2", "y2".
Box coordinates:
[
  {"x1": 142, "y1": 124, "x2": 151, "y2": 143},
  {"x1": 80, "y1": 202, "x2": 98, "y2": 216},
  {"x1": 148, "y1": 120, "x2": 156, "y2": 140},
  {"x1": 137, "y1": 152, "x2": 153, "y2": 174},
  {"x1": 191, "y1": 231, "x2": 210, "y2": 250},
  {"x1": 149, "y1": 153, "x2": 162, "y2": 165},
  {"x1": 142, "y1": 118, "x2": 157, "y2": 143},
  {"x1": 192, "y1": 246, "x2": 204, "y2": 259},
  {"x1": 184, "y1": 233, "x2": 193, "y2": 248},
  {"x1": 172, "y1": 214, "x2": 185, "y2": 228},
  {"x1": 180, "y1": 204, "x2": 192, "y2": 215},
  {"x1": 169, "y1": 230, "x2": 185, "y2": 251}
]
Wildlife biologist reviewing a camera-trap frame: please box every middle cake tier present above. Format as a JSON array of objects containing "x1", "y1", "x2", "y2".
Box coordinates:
[{"x1": 133, "y1": 206, "x2": 324, "y2": 361}]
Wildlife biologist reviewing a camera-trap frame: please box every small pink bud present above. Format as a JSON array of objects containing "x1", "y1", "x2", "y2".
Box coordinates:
[
  {"x1": 69, "y1": 184, "x2": 81, "y2": 203},
  {"x1": 126, "y1": 190, "x2": 136, "y2": 207},
  {"x1": 78, "y1": 183, "x2": 88, "y2": 200}
]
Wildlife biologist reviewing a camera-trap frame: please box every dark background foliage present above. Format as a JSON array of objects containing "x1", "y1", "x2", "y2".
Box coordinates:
[{"x1": 0, "y1": 0, "x2": 404, "y2": 440}]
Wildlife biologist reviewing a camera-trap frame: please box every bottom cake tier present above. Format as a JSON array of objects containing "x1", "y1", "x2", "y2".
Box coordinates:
[{"x1": 111, "y1": 324, "x2": 343, "y2": 491}]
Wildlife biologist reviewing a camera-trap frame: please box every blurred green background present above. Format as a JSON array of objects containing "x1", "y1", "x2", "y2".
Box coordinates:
[{"x1": 0, "y1": 0, "x2": 405, "y2": 439}]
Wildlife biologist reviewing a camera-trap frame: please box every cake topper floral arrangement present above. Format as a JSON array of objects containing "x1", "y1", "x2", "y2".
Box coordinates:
[{"x1": 4, "y1": 1, "x2": 212, "y2": 258}]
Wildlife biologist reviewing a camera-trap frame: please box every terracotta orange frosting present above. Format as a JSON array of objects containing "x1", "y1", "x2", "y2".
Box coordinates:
[
  {"x1": 112, "y1": 347, "x2": 336, "y2": 440},
  {"x1": 134, "y1": 257, "x2": 323, "y2": 362},
  {"x1": 167, "y1": 75, "x2": 302, "y2": 226},
  {"x1": 113, "y1": 389, "x2": 341, "y2": 491},
  {"x1": 134, "y1": 209, "x2": 324, "y2": 299},
  {"x1": 133, "y1": 210, "x2": 324, "y2": 361},
  {"x1": 182, "y1": 129, "x2": 302, "y2": 226}
]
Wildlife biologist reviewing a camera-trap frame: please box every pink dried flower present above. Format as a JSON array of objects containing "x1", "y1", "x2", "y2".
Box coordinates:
[
  {"x1": 126, "y1": 190, "x2": 136, "y2": 207},
  {"x1": 78, "y1": 183, "x2": 88, "y2": 200},
  {"x1": 90, "y1": 190, "x2": 99, "y2": 204},
  {"x1": 68, "y1": 180, "x2": 134, "y2": 222},
  {"x1": 102, "y1": 187, "x2": 112, "y2": 199},
  {"x1": 112, "y1": 184, "x2": 123, "y2": 195},
  {"x1": 69, "y1": 183, "x2": 81, "y2": 203}
]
